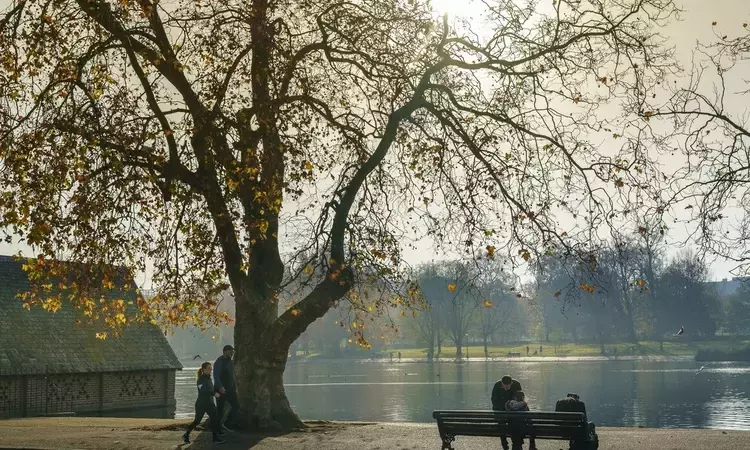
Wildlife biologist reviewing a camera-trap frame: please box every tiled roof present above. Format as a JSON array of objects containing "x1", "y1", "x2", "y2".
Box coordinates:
[{"x1": 0, "y1": 255, "x2": 182, "y2": 376}]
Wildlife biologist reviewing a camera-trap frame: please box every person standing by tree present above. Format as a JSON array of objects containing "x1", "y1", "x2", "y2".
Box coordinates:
[
  {"x1": 492, "y1": 375, "x2": 537, "y2": 450},
  {"x1": 183, "y1": 362, "x2": 224, "y2": 444},
  {"x1": 214, "y1": 345, "x2": 240, "y2": 431}
]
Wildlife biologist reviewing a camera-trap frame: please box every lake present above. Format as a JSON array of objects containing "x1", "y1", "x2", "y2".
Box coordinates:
[{"x1": 175, "y1": 360, "x2": 750, "y2": 430}]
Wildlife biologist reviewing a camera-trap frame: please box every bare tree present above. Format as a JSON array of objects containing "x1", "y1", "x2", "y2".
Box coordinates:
[
  {"x1": 0, "y1": 0, "x2": 678, "y2": 429},
  {"x1": 634, "y1": 23, "x2": 750, "y2": 274}
]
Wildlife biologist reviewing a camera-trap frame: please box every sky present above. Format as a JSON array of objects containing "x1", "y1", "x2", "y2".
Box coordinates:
[{"x1": 1, "y1": 0, "x2": 749, "y2": 283}]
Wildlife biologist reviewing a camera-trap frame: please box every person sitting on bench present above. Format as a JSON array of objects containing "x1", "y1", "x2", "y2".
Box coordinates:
[
  {"x1": 555, "y1": 393, "x2": 594, "y2": 450},
  {"x1": 492, "y1": 375, "x2": 537, "y2": 450},
  {"x1": 505, "y1": 391, "x2": 534, "y2": 450}
]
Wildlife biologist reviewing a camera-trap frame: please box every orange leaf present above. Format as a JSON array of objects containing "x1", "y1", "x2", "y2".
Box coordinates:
[
  {"x1": 483, "y1": 300, "x2": 493, "y2": 307},
  {"x1": 448, "y1": 284, "x2": 456, "y2": 292}
]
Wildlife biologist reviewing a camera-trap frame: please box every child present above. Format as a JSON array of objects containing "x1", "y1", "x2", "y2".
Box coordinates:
[
  {"x1": 183, "y1": 362, "x2": 225, "y2": 444},
  {"x1": 505, "y1": 390, "x2": 530, "y2": 412},
  {"x1": 505, "y1": 391, "x2": 537, "y2": 450}
]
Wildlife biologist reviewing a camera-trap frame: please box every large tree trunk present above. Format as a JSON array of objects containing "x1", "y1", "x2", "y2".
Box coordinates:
[{"x1": 234, "y1": 350, "x2": 301, "y2": 430}]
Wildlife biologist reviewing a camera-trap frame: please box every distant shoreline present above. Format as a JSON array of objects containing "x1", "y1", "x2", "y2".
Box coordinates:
[
  {"x1": 284, "y1": 355, "x2": 696, "y2": 364},
  {"x1": 178, "y1": 355, "x2": 698, "y2": 368}
]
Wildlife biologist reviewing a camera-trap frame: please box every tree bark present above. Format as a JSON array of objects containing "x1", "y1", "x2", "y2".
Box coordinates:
[{"x1": 234, "y1": 350, "x2": 302, "y2": 430}]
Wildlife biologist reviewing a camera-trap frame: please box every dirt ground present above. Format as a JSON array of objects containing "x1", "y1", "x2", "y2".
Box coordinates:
[{"x1": 0, "y1": 417, "x2": 747, "y2": 450}]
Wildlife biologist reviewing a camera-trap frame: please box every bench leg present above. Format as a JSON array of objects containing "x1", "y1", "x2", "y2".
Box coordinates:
[{"x1": 441, "y1": 434, "x2": 455, "y2": 450}]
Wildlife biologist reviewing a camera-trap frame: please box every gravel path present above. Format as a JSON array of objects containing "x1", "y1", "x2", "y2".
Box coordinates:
[{"x1": 0, "y1": 418, "x2": 745, "y2": 450}]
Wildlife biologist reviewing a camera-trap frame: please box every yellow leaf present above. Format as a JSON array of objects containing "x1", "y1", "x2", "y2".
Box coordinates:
[
  {"x1": 95, "y1": 332, "x2": 108, "y2": 340},
  {"x1": 291, "y1": 309, "x2": 300, "y2": 316},
  {"x1": 304, "y1": 161, "x2": 313, "y2": 171},
  {"x1": 303, "y1": 265, "x2": 314, "y2": 276},
  {"x1": 521, "y1": 250, "x2": 531, "y2": 262},
  {"x1": 447, "y1": 284, "x2": 456, "y2": 292},
  {"x1": 483, "y1": 300, "x2": 493, "y2": 308}
]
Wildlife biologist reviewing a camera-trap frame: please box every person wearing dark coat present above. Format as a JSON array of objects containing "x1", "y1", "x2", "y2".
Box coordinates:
[
  {"x1": 183, "y1": 362, "x2": 224, "y2": 444},
  {"x1": 214, "y1": 344, "x2": 240, "y2": 430},
  {"x1": 491, "y1": 375, "x2": 537, "y2": 450},
  {"x1": 555, "y1": 393, "x2": 598, "y2": 450}
]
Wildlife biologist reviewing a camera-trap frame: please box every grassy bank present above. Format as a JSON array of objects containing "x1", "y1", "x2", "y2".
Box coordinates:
[{"x1": 294, "y1": 339, "x2": 750, "y2": 360}]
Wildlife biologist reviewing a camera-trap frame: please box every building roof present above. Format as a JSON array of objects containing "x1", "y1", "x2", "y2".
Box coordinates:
[{"x1": 0, "y1": 255, "x2": 182, "y2": 376}]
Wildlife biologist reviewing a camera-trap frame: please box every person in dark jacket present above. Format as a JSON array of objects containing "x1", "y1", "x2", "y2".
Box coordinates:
[
  {"x1": 214, "y1": 344, "x2": 240, "y2": 430},
  {"x1": 183, "y1": 362, "x2": 224, "y2": 444},
  {"x1": 491, "y1": 376, "x2": 537, "y2": 450},
  {"x1": 505, "y1": 391, "x2": 531, "y2": 450},
  {"x1": 555, "y1": 393, "x2": 597, "y2": 450}
]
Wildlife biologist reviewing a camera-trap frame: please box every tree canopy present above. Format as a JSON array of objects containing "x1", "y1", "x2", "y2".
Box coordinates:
[{"x1": 0, "y1": 0, "x2": 680, "y2": 429}]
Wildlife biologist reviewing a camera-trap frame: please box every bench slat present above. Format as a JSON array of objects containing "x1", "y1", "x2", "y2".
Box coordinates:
[
  {"x1": 436, "y1": 416, "x2": 584, "y2": 424},
  {"x1": 440, "y1": 426, "x2": 584, "y2": 438},
  {"x1": 433, "y1": 410, "x2": 585, "y2": 421}
]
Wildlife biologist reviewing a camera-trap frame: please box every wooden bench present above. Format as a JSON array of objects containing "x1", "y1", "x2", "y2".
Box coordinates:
[{"x1": 432, "y1": 410, "x2": 598, "y2": 450}]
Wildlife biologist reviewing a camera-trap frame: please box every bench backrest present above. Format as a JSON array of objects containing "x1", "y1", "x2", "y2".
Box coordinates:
[{"x1": 433, "y1": 410, "x2": 588, "y2": 440}]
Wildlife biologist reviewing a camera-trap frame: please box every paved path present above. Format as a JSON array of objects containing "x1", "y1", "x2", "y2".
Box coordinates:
[{"x1": 0, "y1": 418, "x2": 745, "y2": 450}]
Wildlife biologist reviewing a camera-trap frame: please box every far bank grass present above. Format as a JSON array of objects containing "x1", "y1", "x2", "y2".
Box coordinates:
[{"x1": 297, "y1": 339, "x2": 750, "y2": 360}]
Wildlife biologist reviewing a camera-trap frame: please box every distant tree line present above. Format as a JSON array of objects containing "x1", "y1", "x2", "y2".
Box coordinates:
[{"x1": 167, "y1": 235, "x2": 750, "y2": 360}]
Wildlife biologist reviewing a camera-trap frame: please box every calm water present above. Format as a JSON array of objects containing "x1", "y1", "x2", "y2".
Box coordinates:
[{"x1": 176, "y1": 360, "x2": 750, "y2": 430}]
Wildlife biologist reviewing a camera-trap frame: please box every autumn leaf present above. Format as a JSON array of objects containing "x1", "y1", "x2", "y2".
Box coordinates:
[
  {"x1": 554, "y1": 291, "x2": 562, "y2": 297},
  {"x1": 615, "y1": 178, "x2": 624, "y2": 188},
  {"x1": 303, "y1": 265, "x2": 314, "y2": 276},
  {"x1": 448, "y1": 284, "x2": 457, "y2": 292},
  {"x1": 520, "y1": 250, "x2": 531, "y2": 261},
  {"x1": 636, "y1": 279, "x2": 646, "y2": 288},
  {"x1": 712, "y1": 21, "x2": 717, "y2": 26},
  {"x1": 95, "y1": 332, "x2": 108, "y2": 340},
  {"x1": 483, "y1": 300, "x2": 493, "y2": 307},
  {"x1": 290, "y1": 309, "x2": 300, "y2": 316},
  {"x1": 486, "y1": 245, "x2": 496, "y2": 260},
  {"x1": 573, "y1": 96, "x2": 581, "y2": 104},
  {"x1": 643, "y1": 111, "x2": 654, "y2": 120},
  {"x1": 638, "y1": 226, "x2": 648, "y2": 234}
]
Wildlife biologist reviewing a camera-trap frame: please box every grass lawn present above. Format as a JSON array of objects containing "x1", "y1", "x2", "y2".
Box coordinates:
[{"x1": 296, "y1": 339, "x2": 750, "y2": 360}]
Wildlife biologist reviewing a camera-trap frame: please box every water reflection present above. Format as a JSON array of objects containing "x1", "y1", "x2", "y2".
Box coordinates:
[{"x1": 176, "y1": 360, "x2": 750, "y2": 430}]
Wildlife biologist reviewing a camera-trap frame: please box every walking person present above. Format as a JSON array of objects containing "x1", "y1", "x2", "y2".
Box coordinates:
[
  {"x1": 183, "y1": 362, "x2": 225, "y2": 444},
  {"x1": 214, "y1": 345, "x2": 241, "y2": 431},
  {"x1": 491, "y1": 375, "x2": 537, "y2": 450}
]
